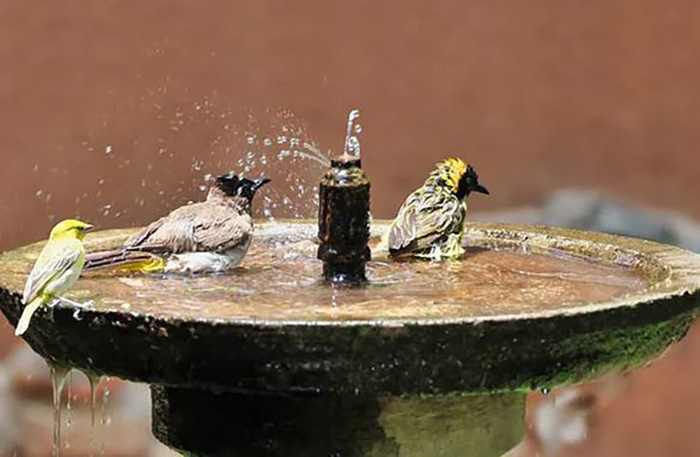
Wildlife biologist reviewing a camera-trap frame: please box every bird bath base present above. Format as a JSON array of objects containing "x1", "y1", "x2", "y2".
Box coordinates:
[
  {"x1": 1, "y1": 221, "x2": 700, "y2": 456},
  {"x1": 152, "y1": 387, "x2": 524, "y2": 456}
]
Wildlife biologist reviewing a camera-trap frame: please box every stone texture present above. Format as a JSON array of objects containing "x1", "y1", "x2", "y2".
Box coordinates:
[
  {"x1": 2, "y1": 222, "x2": 699, "y2": 397},
  {"x1": 3, "y1": 221, "x2": 700, "y2": 456}
]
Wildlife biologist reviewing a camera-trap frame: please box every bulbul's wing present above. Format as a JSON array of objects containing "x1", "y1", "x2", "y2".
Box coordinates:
[
  {"x1": 125, "y1": 202, "x2": 252, "y2": 254},
  {"x1": 388, "y1": 190, "x2": 464, "y2": 255},
  {"x1": 23, "y1": 240, "x2": 83, "y2": 304}
]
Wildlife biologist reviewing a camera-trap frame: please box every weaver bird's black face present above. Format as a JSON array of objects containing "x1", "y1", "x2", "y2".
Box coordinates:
[
  {"x1": 456, "y1": 165, "x2": 489, "y2": 200},
  {"x1": 216, "y1": 173, "x2": 271, "y2": 200}
]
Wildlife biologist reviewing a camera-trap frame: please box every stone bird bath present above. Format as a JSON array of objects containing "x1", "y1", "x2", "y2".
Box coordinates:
[{"x1": 1, "y1": 219, "x2": 700, "y2": 456}]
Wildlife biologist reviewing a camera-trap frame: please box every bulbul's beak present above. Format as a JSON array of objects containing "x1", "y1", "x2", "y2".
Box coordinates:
[
  {"x1": 252, "y1": 177, "x2": 271, "y2": 191},
  {"x1": 474, "y1": 185, "x2": 490, "y2": 195}
]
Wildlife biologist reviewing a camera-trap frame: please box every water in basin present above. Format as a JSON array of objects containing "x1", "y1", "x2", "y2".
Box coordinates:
[{"x1": 55, "y1": 223, "x2": 651, "y2": 323}]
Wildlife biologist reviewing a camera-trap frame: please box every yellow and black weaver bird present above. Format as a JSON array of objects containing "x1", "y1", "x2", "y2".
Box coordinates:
[
  {"x1": 385, "y1": 158, "x2": 489, "y2": 260},
  {"x1": 17, "y1": 219, "x2": 93, "y2": 336},
  {"x1": 84, "y1": 173, "x2": 270, "y2": 274}
]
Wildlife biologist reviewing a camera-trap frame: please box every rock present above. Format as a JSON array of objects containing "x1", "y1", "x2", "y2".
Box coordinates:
[
  {"x1": 670, "y1": 215, "x2": 700, "y2": 252},
  {"x1": 541, "y1": 189, "x2": 603, "y2": 230},
  {"x1": 470, "y1": 206, "x2": 542, "y2": 225},
  {"x1": 542, "y1": 190, "x2": 677, "y2": 244},
  {"x1": 533, "y1": 388, "x2": 597, "y2": 456},
  {"x1": 474, "y1": 189, "x2": 700, "y2": 253}
]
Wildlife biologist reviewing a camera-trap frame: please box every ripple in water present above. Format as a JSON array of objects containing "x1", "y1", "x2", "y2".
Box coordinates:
[{"x1": 76, "y1": 224, "x2": 650, "y2": 323}]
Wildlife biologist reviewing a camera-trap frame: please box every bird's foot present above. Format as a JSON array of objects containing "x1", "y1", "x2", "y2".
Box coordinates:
[
  {"x1": 59, "y1": 297, "x2": 94, "y2": 308},
  {"x1": 442, "y1": 235, "x2": 466, "y2": 260},
  {"x1": 415, "y1": 238, "x2": 465, "y2": 261}
]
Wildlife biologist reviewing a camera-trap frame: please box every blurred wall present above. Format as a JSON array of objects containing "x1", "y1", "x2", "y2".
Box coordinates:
[{"x1": 1, "y1": 0, "x2": 700, "y2": 251}]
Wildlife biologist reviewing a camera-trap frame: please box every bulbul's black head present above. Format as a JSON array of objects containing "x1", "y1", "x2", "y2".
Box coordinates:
[
  {"x1": 456, "y1": 165, "x2": 490, "y2": 200},
  {"x1": 215, "y1": 172, "x2": 271, "y2": 200}
]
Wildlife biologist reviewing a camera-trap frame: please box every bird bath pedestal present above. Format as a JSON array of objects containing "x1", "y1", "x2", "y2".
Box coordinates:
[{"x1": 1, "y1": 221, "x2": 700, "y2": 456}]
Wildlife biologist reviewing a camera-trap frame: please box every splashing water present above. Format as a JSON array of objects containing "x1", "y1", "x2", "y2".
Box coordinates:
[
  {"x1": 88, "y1": 374, "x2": 101, "y2": 428},
  {"x1": 98, "y1": 377, "x2": 112, "y2": 456},
  {"x1": 64, "y1": 371, "x2": 73, "y2": 451},
  {"x1": 50, "y1": 365, "x2": 70, "y2": 457},
  {"x1": 343, "y1": 109, "x2": 361, "y2": 159},
  {"x1": 101, "y1": 377, "x2": 111, "y2": 427},
  {"x1": 233, "y1": 110, "x2": 330, "y2": 220},
  {"x1": 62, "y1": 95, "x2": 333, "y2": 230}
]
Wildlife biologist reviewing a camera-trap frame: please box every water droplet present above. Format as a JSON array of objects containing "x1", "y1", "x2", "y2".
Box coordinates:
[
  {"x1": 88, "y1": 374, "x2": 101, "y2": 428},
  {"x1": 343, "y1": 109, "x2": 362, "y2": 158},
  {"x1": 50, "y1": 365, "x2": 69, "y2": 457},
  {"x1": 104, "y1": 145, "x2": 113, "y2": 154}
]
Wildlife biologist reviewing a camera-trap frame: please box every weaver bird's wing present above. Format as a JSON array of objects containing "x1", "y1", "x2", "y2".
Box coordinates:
[
  {"x1": 23, "y1": 241, "x2": 83, "y2": 304},
  {"x1": 388, "y1": 192, "x2": 463, "y2": 255},
  {"x1": 125, "y1": 202, "x2": 252, "y2": 254}
]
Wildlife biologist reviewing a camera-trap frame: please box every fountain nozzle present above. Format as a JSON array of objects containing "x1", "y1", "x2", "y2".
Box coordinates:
[{"x1": 317, "y1": 155, "x2": 371, "y2": 285}]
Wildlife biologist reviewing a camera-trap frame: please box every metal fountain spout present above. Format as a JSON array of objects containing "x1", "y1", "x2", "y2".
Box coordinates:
[
  {"x1": 317, "y1": 155, "x2": 371, "y2": 285},
  {"x1": 317, "y1": 110, "x2": 371, "y2": 285}
]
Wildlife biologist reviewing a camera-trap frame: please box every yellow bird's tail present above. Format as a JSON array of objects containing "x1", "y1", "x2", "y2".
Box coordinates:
[
  {"x1": 84, "y1": 249, "x2": 166, "y2": 274},
  {"x1": 16, "y1": 297, "x2": 42, "y2": 336}
]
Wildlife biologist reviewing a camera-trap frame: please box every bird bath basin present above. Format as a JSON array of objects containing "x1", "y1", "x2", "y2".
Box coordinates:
[{"x1": 1, "y1": 220, "x2": 700, "y2": 456}]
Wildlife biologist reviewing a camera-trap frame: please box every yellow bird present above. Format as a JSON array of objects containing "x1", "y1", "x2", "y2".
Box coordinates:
[
  {"x1": 385, "y1": 158, "x2": 489, "y2": 260},
  {"x1": 16, "y1": 219, "x2": 93, "y2": 336}
]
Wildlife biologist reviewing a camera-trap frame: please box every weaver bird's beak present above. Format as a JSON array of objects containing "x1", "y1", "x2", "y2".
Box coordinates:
[
  {"x1": 474, "y1": 184, "x2": 490, "y2": 195},
  {"x1": 82, "y1": 224, "x2": 94, "y2": 233},
  {"x1": 252, "y1": 177, "x2": 271, "y2": 192}
]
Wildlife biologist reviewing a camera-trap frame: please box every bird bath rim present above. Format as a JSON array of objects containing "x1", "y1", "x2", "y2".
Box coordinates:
[
  {"x1": 1, "y1": 219, "x2": 699, "y2": 396},
  {"x1": 19, "y1": 219, "x2": 692, "y2": 326}
]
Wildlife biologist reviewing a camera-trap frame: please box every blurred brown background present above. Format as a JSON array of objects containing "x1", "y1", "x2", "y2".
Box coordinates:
[{"x1": 1, "y1": 0, "x2": 700, "y2": 456}]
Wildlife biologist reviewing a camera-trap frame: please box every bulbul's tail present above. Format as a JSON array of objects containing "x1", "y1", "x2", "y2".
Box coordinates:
[
  {"x1": 16, "y1": 297, "x2": 42, "y2": 336},
  {"x1": 84, "y1": 249, "x2": 166, "y2": 273}
]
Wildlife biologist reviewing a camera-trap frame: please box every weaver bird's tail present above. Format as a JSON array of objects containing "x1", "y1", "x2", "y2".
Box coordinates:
[
  {"x1": 84, "y1": 249, "x2": 166, "y2": 273},
  {"x1": 16, "y1": 297, "x2": 42, "y2": 336}
]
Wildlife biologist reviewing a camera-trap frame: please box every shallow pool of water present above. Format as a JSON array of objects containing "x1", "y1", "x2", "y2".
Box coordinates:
[{"x1": 66, "y1": 224, "x2": 650, "y2": 323}]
